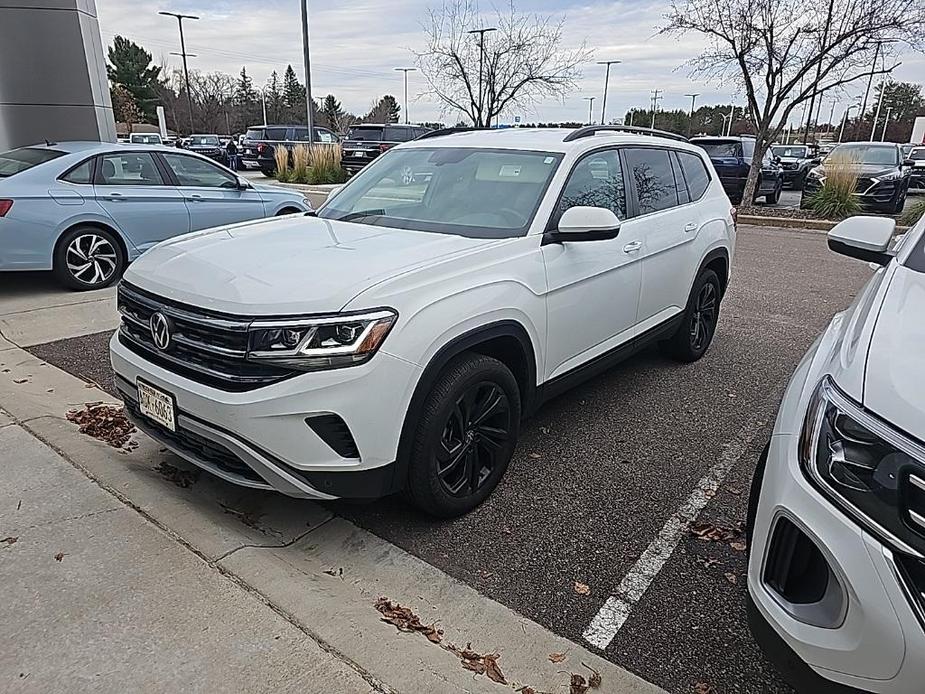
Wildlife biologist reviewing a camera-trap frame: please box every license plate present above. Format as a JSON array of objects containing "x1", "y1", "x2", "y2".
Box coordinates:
[
  {"x1": 137, "y1": 380, "x2": 176, "y2": 432},
  {"x1": 349, "y1": 150, "x2": 366, "y2": 157}
]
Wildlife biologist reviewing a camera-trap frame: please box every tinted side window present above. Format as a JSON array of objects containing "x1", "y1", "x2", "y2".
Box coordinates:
[
  {"x1": 670, "y1": 153, "x2": 690, "y2": 205},
  {"x1": 265, "y1": 128, "x2": 288, "y2": 141},
  {"x1": 315, "y1": 129, "x2": 335, "y2": 143},
  {"x1": 61, "y1": 159, "x2": 93, "y2": 184},
  {"x1": 678, "y1": 152, "x2": 710, "y2": 201},
  {"x1": 98, "y1": 153, "x2": 164, "y2": 186},
  {"x1": 385, "y1": 126, "x2": 412, "y2": 141},
  {"x1": 555, "y1": 149, "x2": 626, "y2": 224},
  {"x1": 624, "y1": 148, "x2": 679, "y2": 214}
]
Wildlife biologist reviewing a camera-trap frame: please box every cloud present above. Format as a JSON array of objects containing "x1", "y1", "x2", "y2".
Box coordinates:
[{"x1": 97, "y1": 0, "x2": 925, "y2": 126}]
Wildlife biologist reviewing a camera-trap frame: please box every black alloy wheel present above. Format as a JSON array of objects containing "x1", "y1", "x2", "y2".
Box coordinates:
[
  {"x1": 665, "y1": 268, "x2": 721, "y2": 362},
  {"x1": 436, "y1": 381, "x2": 512, "y2": 498},
  {"x1": 690, "y1": 281, "x2": 718, "y2": 352}
]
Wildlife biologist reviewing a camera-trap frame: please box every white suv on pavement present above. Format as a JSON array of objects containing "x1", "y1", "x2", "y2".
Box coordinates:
[
  {"x1": 748, "y1": 214, "x2": 925, "y2": 693},
  {"x1": 110, "y1": 126, "x2": 735, "y2": 517}
]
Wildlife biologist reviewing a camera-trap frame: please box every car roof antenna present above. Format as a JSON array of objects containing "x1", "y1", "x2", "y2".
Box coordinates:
[{"x1": 44, "y1": 138, "x2": 57, "y2": 146}]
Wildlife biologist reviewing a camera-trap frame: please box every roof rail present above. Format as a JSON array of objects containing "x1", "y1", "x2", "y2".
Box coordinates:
[
  {"x1": 415, "y1": 127, "x2": 489, "y2": 141},
  {"x1": 563, "y1": 125, "x2": 688, "y2": 144}
]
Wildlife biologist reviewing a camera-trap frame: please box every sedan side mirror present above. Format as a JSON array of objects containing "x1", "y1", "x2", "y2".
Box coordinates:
[
  {"x1": 828, "y1": 216, "x2": 895, "y2": 266},
  {"x1": 236, "y1": 177, "x2": 251, "y2": 190},
  {"x1": 548, "y1": 206, "x2": 621, "y2": 243}
]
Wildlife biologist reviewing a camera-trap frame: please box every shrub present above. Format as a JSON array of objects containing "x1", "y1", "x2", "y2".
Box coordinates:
[
  {"x1": 274, "y1": 146, "x2": 291, "y2": 182},
  {"x1": 901, "y1": 197, "x2": 925, "y2": 227},
  {"x1": 307, "y1": 144, "x2": 348, "y2": 185},
  {"x1": 805, "y1": 151, "x2": 862, "y2": 220},
  {"x1": 291, "y1": 144, "x2": 310, "y2": 184}
]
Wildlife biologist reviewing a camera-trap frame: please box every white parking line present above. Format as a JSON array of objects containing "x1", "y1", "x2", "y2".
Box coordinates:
[{"x1": 582, "y1": 422, "x2": 760, "y2": 650}]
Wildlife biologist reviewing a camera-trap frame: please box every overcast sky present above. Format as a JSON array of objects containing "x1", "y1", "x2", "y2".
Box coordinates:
[{"x1": 96, "y1": 0, "x2": 925, "y2": 127}]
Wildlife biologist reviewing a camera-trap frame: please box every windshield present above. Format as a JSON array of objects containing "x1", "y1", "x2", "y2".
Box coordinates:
[
  {"x1": 829, "y1": 144, "x2": 899, "y2": 166},
  {"x1": 772, "y1": 146, "x2": 808, "y2": 158},
  {"x1": 245, "y1": 128, "x2": 265, "y2": 140},
  {"x1": 346, "y1": 127, "x2": 385, "y2": 141},
  {"x1": 694, "y1": 141, "x2": 742, "y2": 158},
  {"x1": 318, "y1": 147, "x2": 563, "y2": 239},
  {"x1": 129, "y1": 134, "x2": 161, "y2": 144},
  {"x1": 189, "y1": 135, "x2": 220, "y2": 145},
  {"x1": 0, "y1": 147, "x2": 65, "y2": 178},
  {"x1": 911, "y1": 148, "x2": 925, "y2": 161}
]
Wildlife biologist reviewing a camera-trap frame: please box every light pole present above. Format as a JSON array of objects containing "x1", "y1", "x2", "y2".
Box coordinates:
[
  {"x1": 838, "y1": 104, "x2": 858, "y2": 143},
  {"x1": 583, "y1": 97, "x2": 595, "y2": 126},
  {"x1": 300, "y1": 0, "x2": 314, "y2": 139},
  {"x1": 725, "y1": 105, "x2": 736, "y2": 136},
  {"x1": 881, "y1": 106, "x2": 893, "y2": 141},
  {"x1": 597, "y1": 60, "x2": 621, "y2": 125},
  {"x1": 685, "y1": 93, "x2": 699, "y2": 138},
  {"x1": 394, "y1": 68, "x2": 416, "y2": 124},
  {"x1": 650, "y1": 89, "x2": 662, "y2": 129},
  {"x1": 468, "y1": 27, "x2": 497, "y2": 127},
  {"x1": 159, "y1": 11, "x2": 198, "y2": 134},
  {"x1": 871, "y1": 76, "x2": 887, "y2": 141},
  {"x1": 827, "y1": 98, "x2": 837, "y2": 135},
  {"x1": 261, "y1": 89, "x2": 268, "y2": 126}
]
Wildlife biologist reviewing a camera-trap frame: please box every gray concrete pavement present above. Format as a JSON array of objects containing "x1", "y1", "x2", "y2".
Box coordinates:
[{"x1": 0, "y1": 416, "x2": 377, "y2": 694}]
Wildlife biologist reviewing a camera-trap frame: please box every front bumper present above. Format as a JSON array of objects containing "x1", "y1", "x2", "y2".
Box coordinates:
[
  {"x1": 803, "y1": 177, "x2": 905, "y2": 208},
  {"x1": 749, "y1": 356, "x2": 925, "y2": 692},
  {"x1": 110, "y1": 332, "x2": 422, "y2": 500}
]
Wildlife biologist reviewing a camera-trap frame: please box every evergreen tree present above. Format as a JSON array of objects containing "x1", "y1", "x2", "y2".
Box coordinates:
[
  {"x1": 106, "y1": 36, "x2": 162, "y2": 121},
  {"x1": 265, "y1": 71, "x2": 284, "y2": 123},
  {"x1": 233, "y1": 66, "x2": 259, "y2": 131},
  {"x1": 282, "y1": 64, "x2": 306, "y2": 122},
  {"x1": 365, "y1": 95, "x2": 401, "y2": 124},
  {"x1": 320, "y1": 94, "x2": 345, "y2": 131}
]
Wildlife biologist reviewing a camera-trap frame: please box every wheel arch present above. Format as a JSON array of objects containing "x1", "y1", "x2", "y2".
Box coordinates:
[
  {"x1": 699, "y1": 247, "x2": 730, "y2": 296},
  {"x1": 54, "y1": 220, "x2": 130, "y2": 268},
  {"x1": 392, "y1": 320, "x2": 538, "y2": 488}
]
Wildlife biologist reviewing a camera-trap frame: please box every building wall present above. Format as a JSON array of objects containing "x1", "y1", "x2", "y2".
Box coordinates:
[{"x1": 0, "y1": 0, "x2": 115, "y2": 151}]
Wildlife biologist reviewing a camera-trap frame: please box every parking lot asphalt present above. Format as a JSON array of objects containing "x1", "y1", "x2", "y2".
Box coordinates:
[
  {"x1": 24, "y1": 224, "x2": 873, "y2": 694},
  {"x1": 765, "y1": 186, "x2": 923, "y2": 215}
]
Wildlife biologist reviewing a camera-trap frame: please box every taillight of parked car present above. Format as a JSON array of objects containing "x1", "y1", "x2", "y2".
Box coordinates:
[
  {"x1": 0, "y1": 200, "x2": 13, "y2": 217},
  {"x1": 379, "y1": 143, "x2": 395, "y2": 153},
  {"x1": 257, "y1": 143, "x2": 267, "y2": 154}
]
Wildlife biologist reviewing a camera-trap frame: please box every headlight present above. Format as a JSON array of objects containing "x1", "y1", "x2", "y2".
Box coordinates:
[
  {"x1": 872, "y1": 170, "x2": 902, "y2": 182},
  {"x1": 799, "y1": 377, "x2": 925, "y2": 556},
  {"x1": 246, "y1": 309, "x2": 397, "y2": 371},
  {"x1": 807, "y1": 166, "x2": 825, "y2": 180}
]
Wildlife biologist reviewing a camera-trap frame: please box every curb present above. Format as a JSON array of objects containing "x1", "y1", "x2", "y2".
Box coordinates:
[{"x1": 739, "y1": 214, "x2": 911, "y2": 233}]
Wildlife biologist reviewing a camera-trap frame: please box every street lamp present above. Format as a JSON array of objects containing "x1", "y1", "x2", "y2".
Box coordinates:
[
  {"x1": 881, "y1": 106, "x2": 893, "y2": 141},
  {"x1": 158, "y1": 11, "x2": 198, "y2": 134},
  {"x1": 597, "y1": 60, "x2": 621, "y2": 125},
  {"x1": 300, "y1": 0, "x2": 314, "y2": 139},
  {"x1": 468, "y1": 27, "x2": 497, "y2": 127},
  {"x1": 684, "y1": 93, "x2": 699, "y2": 138},
  {"x1": 583, "y1": 97, "x2": 595, "y2": 126},
  {"x1": 394, "y1": 68, "x2": 417, "y2": 124},
  {"x1": 838, "y1": 103, "x2": 859, "y2": 143}
]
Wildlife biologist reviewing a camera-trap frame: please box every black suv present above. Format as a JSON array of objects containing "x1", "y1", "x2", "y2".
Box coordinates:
[
  {"x1": 341, "y1": 124, "x2": 432, "y2": 176},
  {"x1": 770, "y1": 144, "x2": 818, "y2": 189},
  {"x1": 909, "y1": 146, "x2": 925, "y2": 191},
  {"x1": 801, "y1": 142, "x2": 913, "y2": 213},
  {"x1": 690, "y1": 136, "x2": 783, "y2": 204},
  {"x1": 185, "y1": 134, "x2": 226, "y2": 164},
  {"x1": 241, "y1": 125, "x2": 339, "y2": 176}
]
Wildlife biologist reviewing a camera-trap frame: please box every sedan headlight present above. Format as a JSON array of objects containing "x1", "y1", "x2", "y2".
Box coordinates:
[
  {"x1": 247, "y1": 309, "x2": 397, "y2": 371},
  {"x1": 799, "y1": 377, "x2": 925, "y2": 555}
]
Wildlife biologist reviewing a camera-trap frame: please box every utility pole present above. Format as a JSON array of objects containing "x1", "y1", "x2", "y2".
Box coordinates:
[
  {"x1": 394, "y1": 68, "x2": 416, "y2": 124},
  {"x1": 583, "y1": 97, "x2": 595, "y2": 126},
  {"x1": 468, "y1": 27, "x2": 497, "y2": 127},
  {"x1": 826, "y1": 99, "x2": 836, "y2": 135},
  {"x1": 650, "y1": 89, "x2": 662, "y2": 129},
  {"x1": 597, "y1": 60, "x2": 621, "y2": 125},
  {"x1": 300, "y1": 0, "x2": 314, "y2": 139},
  {"x1": 685, "y1": 93, "x2": 699, "y2": 138},
  {"x1": 881, "y1": 106, "x2": 893, "y2": 141},
  {"x1": 871, "y1": 77, "x2": 887, "y2": 141},
  {"x1": 838, "y1": 104, "x2": 858, "y2": 143},
  {"x1": 261, "y1": 89, "x2": 268, "y2": 125},
  {"x1": 159, "y1": 11, "x2": 198, "y2": 135},
  {"x1": 857, "y1": 40, "x2": 884, "y2": 141},
  {"x1": 725, "y1": 105, "x2": 736, "y2": 136}
]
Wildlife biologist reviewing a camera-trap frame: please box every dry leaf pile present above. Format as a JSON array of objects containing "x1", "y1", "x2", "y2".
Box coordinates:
[
  {"x1": 689, "y1": 520, "x2": 747, "y2": 551},
  {"x1": 448, "y1": 644, "x2": 508, "y2": 684},
  {"x1": 374, "y1": 597, "x2": 444, "y2": 644},
  {"x1": 66, "y1": 404, "x2": 136, "y2": 449}
]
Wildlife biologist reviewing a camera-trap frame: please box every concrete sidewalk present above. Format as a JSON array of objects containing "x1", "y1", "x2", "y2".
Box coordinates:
[{"x1": 0, "y1": 413, "x2": 378, "y2": 693}]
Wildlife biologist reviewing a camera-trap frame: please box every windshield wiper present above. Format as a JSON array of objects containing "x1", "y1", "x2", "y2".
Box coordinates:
[{"x1": 336, "y1": 208, "x2": 386, "y2": 222}]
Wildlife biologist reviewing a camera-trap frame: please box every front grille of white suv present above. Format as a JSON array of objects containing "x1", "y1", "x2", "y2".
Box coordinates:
[{"x1": 117, "y1": 282, "x2": 296, "y2": 391}]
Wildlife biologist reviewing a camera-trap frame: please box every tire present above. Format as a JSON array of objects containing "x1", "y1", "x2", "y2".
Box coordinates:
[
  {"x1": 53, "y1": 226, "x2": 125, "y2": 291},
  {"x1": 405, "y1": 353, "x2": 521, "y2": 518},
  {"x1": 665, "y1": 268, "x2": 722, "y2": 363},
  {"x1": 275, "y1": 207, "x2": 301, "y2": 216},
  {"x1": 745, "y1": 442, "x2": 770, "y2": 557},
  {"x1": 891, "y1": 188, "x2": 907, "y2": 215},
  {"x1": 765, "y1": 182, "x2": 782, "y2": 205},
  {"x1": 260, "y1": 167, "x2": 276, "y2": 177}
]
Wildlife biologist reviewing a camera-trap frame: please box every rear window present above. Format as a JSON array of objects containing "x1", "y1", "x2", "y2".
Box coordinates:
[
  {"x1": 129, "y1": 134, "x2": 161, "y2": 144},
  {"x1": 0, "y1": 147, "x2": 66, "y2": 178},
  {"x1": 245, "y1": 128, "x2": 265, "y2": 140},
  {"x1": 695, "y1": 141, "x2": 742, "y2": 158},
  {"x1": 347, "y1": 126, "x2": 385, "y2": 141},
  {"x1": 677, "y1": 151, "x2": 710, "y2": 201},
  {"x1": 771, "y1": 146, "x2": 808, "y2": 158},
  {"x1": 189, "y1": 135, "x2": 220, "y2": 145}
]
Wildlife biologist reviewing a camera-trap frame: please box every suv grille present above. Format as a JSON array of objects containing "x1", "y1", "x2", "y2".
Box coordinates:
[{"x1": 117, "y1": 282, "x2": 297, "y2": 391}]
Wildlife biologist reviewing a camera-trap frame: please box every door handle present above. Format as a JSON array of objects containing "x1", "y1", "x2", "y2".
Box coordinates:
[
  {"x1": 623, "y1": 240, "x2": 642, "y2": 253},
  {"x1": 189, "y1": 193, "x2": 203, "y2": 201},
  {"x1": 684, "y1": 222, "x2": 698, "y2": 233},
  {"x1": 105, "y1": 192, "x2": 125, "y2": 201}
]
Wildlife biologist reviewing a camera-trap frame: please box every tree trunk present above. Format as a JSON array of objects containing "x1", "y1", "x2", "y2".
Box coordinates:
[{"x1": 741, "y1": 134, "x2": 771, "y2": 206}]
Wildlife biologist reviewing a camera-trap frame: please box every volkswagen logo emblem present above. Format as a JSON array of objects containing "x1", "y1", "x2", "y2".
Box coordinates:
[{"x1": 150, "y1": 312, "x2": 172, "y2": 351}]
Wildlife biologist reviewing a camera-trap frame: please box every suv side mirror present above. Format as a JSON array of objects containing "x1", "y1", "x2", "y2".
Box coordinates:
[
  {"x1": 828, "y1": 216, "x2": 894, "y2": 265},
  {"x1": 549, "y1": 206, "x2": 621, "y2": 243},
  {"x1": 902, "y1": 158, "x2": 915, "y2": 167}
]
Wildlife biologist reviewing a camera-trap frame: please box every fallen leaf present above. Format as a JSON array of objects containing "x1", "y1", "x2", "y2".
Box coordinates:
[
  {"x1": 2, "y1": 536, "x2": 18, "y2": 546},
  {"x1": 548, "y1": 652, "x2": 567, "y2": 663},
  {"x1": 730, "y1": 541, "x2": 747, "y2": 552},
  {"x1": 517, "y1": 688, "x2": 537, "y2": 694},
  {"x1": 529, "y1": 452, "x2": 542, "y2": 459},
  {"x1": 483, "y1": 653, "x2": 507, "y2": 685},
  {"x1": 724, "y1": 572, "x2": 737, "y2": 584},
  {"x1": 582, "y1": 663, "x2": 602, "y2": 688},
  {"x1": 66, "y1": 404, "x2": 136, "y2": 449},
  {"x1": 726, "y1": 486, "x2": 742, "y2": 496},
  {"x1": 54, "y1": 552, "x2": 65, "y2": 562},
  {"x1": 374, "y1": 597, "x2": 443, "y2": 645},
  {"x1": 570, "y1": 673, "x2": 589, "y2": 694},
  {"x1": 574, "y1": 581, "x2": 591, "y2": 595},
  {"x1": 13, "y1": 378, "x2": 29, "y2": 384},
  {"x1": 694, "y1": 682, "x2": 713, "y2": 694}
]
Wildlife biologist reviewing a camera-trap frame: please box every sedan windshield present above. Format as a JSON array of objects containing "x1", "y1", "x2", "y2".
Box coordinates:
[
  {"x1": 829, "y1": 144, "x2": 899, "y2": 166},
  {"x1": 189, "y1": 135, "x2": 220, "y2": 146},
  {"x1": 0, "y1": 147, "x2": 65, "y2": 178},
  {"x1": 772, "y1": 146, "x2": 808, "y2": 158},
  {"x1": 318, "y1": 147, "x2": 563, "y2": 239}
]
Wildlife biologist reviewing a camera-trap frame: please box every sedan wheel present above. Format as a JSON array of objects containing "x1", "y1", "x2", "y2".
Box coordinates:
[{"x1": 54, "y1": 226, "x2": 125, "y2": 290}]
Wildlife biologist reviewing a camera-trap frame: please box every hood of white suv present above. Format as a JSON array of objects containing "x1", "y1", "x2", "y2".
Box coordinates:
[
  {"x1": 863, "y1": 264, "x2": 925, "y2": 437},
  {"x1": 123, "y1": 215, "x2": 497, "y2": 315}
]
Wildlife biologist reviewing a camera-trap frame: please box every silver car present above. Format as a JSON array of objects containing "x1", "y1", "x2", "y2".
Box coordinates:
[{"x1": 0, "y1": 141, "x2": 312, "y2": 290}]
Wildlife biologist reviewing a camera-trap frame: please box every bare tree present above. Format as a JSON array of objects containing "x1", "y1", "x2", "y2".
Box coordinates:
[
  {"x1": 416, "y1": 0, "x2": 591, "y2": 127},
  {"x1": 663, "y1": 0, "x2": 925, "y2": 203}
]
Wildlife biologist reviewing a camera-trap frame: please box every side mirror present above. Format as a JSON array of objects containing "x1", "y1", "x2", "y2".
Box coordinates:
[
  {"x1": 773, "y1": 156, "x2": 782, "y2": 165},
  {"x1": 236, "y1": 177, "x2": 251, "y2": 190},
  {"x1": 811, "y1": 157, "x2": 822, "y2": 165},
  {"x1": 549, "y1": 206, "x2": 621, "y2": 243},
  {"x1": 902, "y1": 158, "x2": 915, "y2": 167},
  {"x1": 827, "y1": 216, "x2": 895, "y2": 266}
]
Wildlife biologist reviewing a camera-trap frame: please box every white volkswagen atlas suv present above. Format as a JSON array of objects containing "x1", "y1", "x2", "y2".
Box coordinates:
[
  {"x1": 110, "y1": 126, "x2": 736, "y2": 517},
  {"x1": 747, "y1": 213, "x2": 925, "y2": 693}
]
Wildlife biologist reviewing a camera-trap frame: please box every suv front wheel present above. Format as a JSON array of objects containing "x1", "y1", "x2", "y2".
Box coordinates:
[{"x1": 405, "y1": 353, "x2": 521, "y2": 517}]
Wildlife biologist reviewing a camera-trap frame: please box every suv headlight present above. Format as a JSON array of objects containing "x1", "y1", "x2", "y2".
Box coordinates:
[
  {"x1": 799, "y1": 377, "x2": 925, "y2": 556},
  {"x1": 246, "y1": 309, "x2": 397, "y2": 371},
  {"x1": 807, "y1": 166, "x2": 825, "y2": 181}
]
